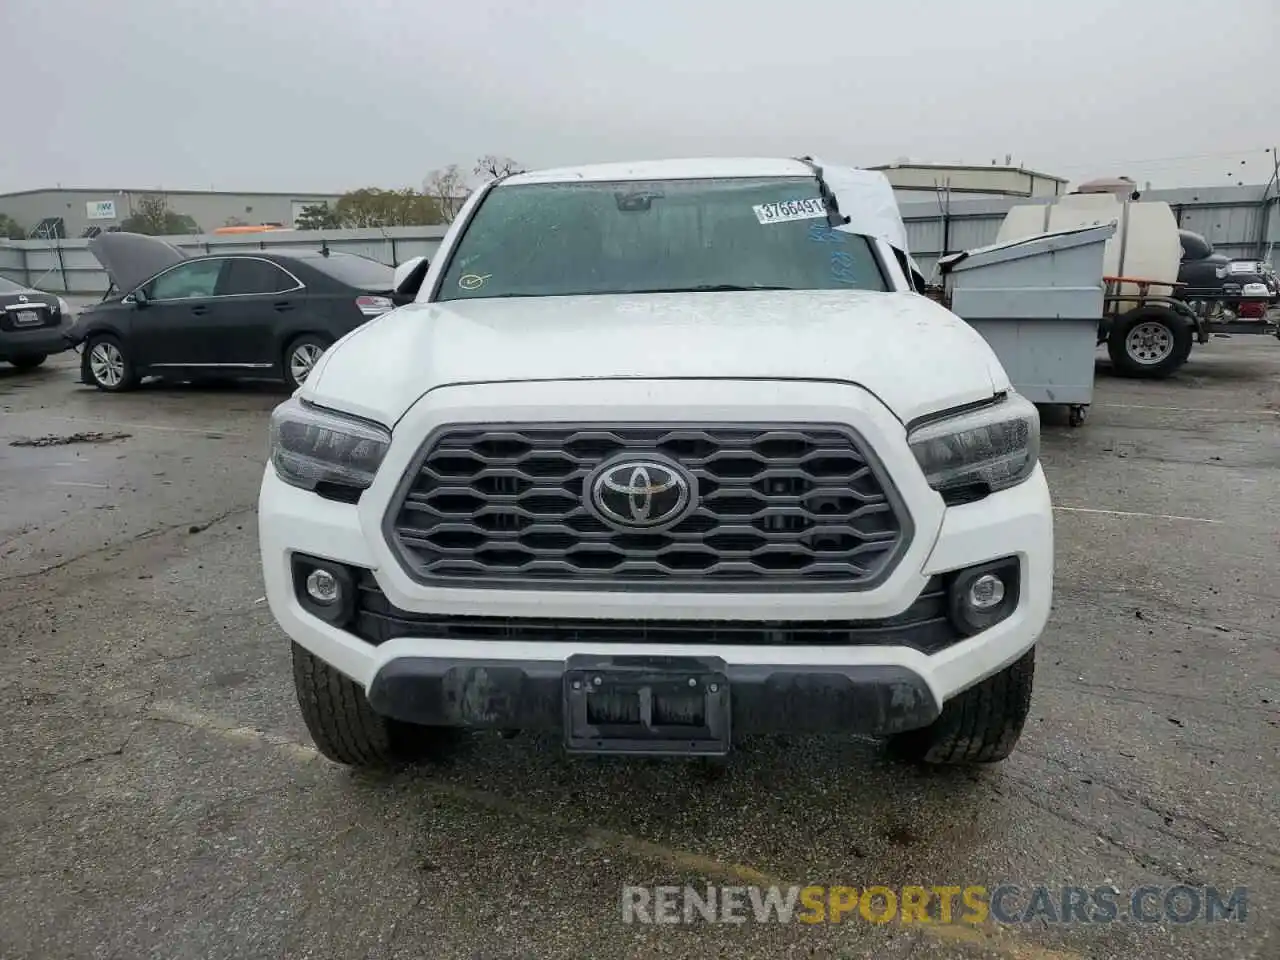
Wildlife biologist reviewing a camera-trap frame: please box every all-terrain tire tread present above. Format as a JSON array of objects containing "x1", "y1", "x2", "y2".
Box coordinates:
[
  {"x1": 291, "y1": 642, "x2": 395, "y2": 767},
  {"x1": 890, "y1": 648, "x2": 1035, "y2": 765}
]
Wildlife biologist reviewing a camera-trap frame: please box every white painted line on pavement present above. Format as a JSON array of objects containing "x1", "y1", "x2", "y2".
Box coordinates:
[
  {"x1": 51, "y1": 480, "x2": 109, "y2": 489},
  {"x1": 1099, "y1": 402, "x2": 1280, "y2": 416},
  {"x1": 1054, "y1": 505, "x2": 1221, "y2": 524}
]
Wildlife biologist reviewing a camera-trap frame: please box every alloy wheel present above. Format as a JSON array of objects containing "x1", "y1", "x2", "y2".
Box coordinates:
[
  {"x1": 88, "y1": 341, "x2": 125, "y2": 387},
  {"x1": 289, "y1": 343, "x2": 326, "y2": 385}
]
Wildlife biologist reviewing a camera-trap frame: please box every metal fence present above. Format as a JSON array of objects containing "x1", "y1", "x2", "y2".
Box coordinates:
[
  {"x1": 0, "y1": 225, "x2": 449, "y2": 294},
  {"x1": 1, "y1": 184, "x2": 1276, "y2": 294}
]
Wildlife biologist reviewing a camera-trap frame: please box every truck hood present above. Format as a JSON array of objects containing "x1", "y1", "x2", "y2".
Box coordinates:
[{"x1": 303, "y1": 290, "x2": 1007, "y2": 425}]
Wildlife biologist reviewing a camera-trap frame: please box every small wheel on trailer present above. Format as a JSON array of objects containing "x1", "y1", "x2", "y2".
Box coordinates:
[
  {"x1": 1107, "y1": 306, "x2": 1193, "y2": 379},
  {"x1": 1068, "y1": 404, "x2": 1088, "y2": 427}
]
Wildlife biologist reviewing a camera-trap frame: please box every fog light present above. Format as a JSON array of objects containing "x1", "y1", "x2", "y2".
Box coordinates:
[
  {"x1": 967, "y1": 573, "x2": 1005, "y2": 610},
  {"x1": 291, "y1": 555, "x2": 359, "y2": 628},
  {"x1": 947, "y1": 558, "x2": 1020, "y2": 637},
  {"x1": 305, "y1": 568, "x2": 340, "y2": 605}
]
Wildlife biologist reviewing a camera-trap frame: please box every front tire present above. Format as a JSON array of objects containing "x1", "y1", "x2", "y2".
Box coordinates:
[
  {"x1": 1107, "y1": 308, "x2": 1193, "y2": 379},
  {"x1": 291, "y1": 642, "x2": 451, "y2": 768},
  {"x1": 83, "y1": 335, "x2": 139, "y2": 391},
  {"x1": 888, "y1": 648, "x2": 1035, "y2": 765},
  {"x1": 8, "y1": 354, "x2": 47, "y2": 370},
  {"x1": 283, "y1": 335, "x2": 330, "y2": 391}
]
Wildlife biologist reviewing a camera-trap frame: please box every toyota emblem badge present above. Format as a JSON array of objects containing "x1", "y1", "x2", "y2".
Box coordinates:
[{"x1": 586, "y1": 456, "x2": 696, "y2": 530}]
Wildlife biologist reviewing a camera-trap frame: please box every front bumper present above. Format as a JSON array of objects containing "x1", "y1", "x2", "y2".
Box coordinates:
[
  {"x1": 368, "y1": 655, "x2": 939, "y2": 747},
  {"x1": 259, "y1": 378, "x2": 1055, "y2": 738}
]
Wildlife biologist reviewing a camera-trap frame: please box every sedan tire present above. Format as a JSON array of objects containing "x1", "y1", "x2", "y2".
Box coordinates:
[
  {"x1": 283, "y1": 334, "x2": 331, "y2": 391},
  {"x1": 7, "y1": 354, "x2": 47, "y2": 370},
  {"x1": 83, "y1": 335, "x2": 139, "y2": 392}
]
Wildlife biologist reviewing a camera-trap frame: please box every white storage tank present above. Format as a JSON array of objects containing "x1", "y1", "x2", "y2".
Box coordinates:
[{"x1": 996, "y1": 194, "x2": 1181, "y2": 300}]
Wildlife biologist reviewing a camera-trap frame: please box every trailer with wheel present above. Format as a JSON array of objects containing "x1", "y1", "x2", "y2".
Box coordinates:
[
  {"x1": 1098, "y1": 273, "x2": 1279, "y2": 377},
  {"x1": 998, "y1": 191, "x2": 1278, "y2": 379},
  {"x1": 1097, "y1": 276, "x2": 1200, "y2": 378}
]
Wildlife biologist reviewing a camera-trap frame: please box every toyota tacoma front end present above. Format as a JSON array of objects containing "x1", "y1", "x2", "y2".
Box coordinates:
[{"x1": 258, "y1": 158, "x2": 1053, "y2": 767}]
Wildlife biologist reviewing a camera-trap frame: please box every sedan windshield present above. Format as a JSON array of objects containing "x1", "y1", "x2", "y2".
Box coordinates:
[{"x1": 436, "y1": 176, "x2": 886, "y2": 301}]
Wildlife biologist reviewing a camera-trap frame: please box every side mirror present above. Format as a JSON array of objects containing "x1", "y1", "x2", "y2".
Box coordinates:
[
  {"x1": 392, "y1": 256, "x2": 430, "y2": 306},
  {"x1": 133, "y1": 287, "x2": 149, "y2": 308}
]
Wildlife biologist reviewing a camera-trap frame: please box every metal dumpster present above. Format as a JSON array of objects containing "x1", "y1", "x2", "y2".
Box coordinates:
[{"x1": 938, "y1": 222, "x2": 1116, "y2": 426}]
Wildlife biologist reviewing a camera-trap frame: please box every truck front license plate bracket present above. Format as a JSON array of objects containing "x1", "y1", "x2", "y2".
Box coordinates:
[{"x1": 562, "y1": 654, "x2": 730, "y2": 756}]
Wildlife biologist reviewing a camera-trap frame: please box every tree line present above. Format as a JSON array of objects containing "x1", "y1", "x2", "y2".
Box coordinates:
[
  {"x1": 0, "y1": 155, "x2": 524, "y2": 240},
  {"x1": 296, "y1": 154, "x2": 523, "y2": 230}
]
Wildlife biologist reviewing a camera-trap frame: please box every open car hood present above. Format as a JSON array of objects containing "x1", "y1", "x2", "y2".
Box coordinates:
[{"x1": 88, "y1": 232, "x2": 188, "y2": 294}]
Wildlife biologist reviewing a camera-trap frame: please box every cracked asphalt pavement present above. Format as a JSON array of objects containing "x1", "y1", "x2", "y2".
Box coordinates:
[{"x1": 1, "y1": 342, "x2": 1278, "y2": 959}]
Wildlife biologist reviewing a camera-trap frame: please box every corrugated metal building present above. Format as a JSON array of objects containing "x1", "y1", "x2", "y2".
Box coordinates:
[{"x1": 0, "y1": 188, "x2": 344, "y2": 239}]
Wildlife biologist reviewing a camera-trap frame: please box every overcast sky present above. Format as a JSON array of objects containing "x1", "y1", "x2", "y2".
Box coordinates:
[{"x1": 4, "y1": 0, "x2": 1277, "y2": 193}]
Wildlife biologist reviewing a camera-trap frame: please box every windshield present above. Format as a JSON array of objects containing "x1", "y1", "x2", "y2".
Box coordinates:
[{"x1": 436, "y1": 176, "x2": 887, "y2": 301}]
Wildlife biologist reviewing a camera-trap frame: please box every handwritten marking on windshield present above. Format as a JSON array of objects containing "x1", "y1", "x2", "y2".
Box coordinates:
[
  {"x1": 807, "y1": 224, "x2": 861, "y2": 284},
  {"x1": 459, "y1": 273, "x2": 492, "y2": 291}
]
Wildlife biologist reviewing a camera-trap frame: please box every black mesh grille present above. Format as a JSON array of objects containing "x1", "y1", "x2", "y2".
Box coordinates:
[
  {"x1": 352, "y1": 572, "x2": 955, "y2": 652},
  {"x1": 385, "y1": 424, "x2": 909, "y2": 589}
]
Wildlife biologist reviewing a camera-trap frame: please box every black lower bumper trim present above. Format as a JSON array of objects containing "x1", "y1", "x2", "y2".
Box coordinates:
[
  {"x1": 365, "y1": 655, "x2": 940, "y2": 741},
  {"x1": 350, "y1": 571, "x2": 962, "y2": 655}
]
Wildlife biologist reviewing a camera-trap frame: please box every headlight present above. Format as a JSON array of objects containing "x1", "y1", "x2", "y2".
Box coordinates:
[
  {"x1": 908, "y1": 392, "x2": 1040, "y2": 502},
  {"x1": 269, "y1": 397, "x2": 391, "y2": 494}
]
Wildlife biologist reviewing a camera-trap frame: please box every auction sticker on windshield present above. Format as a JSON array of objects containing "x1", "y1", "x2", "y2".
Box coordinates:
[{"x1": 753, "y1": 198, "x2": 827, "y2": 225}]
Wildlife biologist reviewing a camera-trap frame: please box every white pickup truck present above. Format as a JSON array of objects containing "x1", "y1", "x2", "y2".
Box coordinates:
[{"x1": 258, "y1": 157, "x2": 1052, "y2": 767}]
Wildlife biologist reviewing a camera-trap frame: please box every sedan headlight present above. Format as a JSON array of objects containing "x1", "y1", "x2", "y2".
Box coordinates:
[
  {"x1": 908, "y1": 392, "x2": 1040, "y2": 502},
  {"x1": 269, "y1": 397, "x2": 391, "y2": 495}
]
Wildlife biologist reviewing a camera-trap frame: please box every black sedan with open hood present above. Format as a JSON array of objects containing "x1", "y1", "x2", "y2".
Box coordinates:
[
  {"x1": 0, "y1": 276, "x2": 75, "y2": 370},
  {"x1": 68, "y1": 232, "x2": 400, "y2": 391}
]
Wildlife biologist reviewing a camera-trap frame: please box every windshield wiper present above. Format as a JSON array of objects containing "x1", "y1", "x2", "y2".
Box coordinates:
[{"x1": 635, "y1": 284, "x2": 798, "y2": 294}]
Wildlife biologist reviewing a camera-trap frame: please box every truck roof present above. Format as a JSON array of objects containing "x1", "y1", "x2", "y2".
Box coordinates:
[{"x1": 502, "y1": 157, "x2": 816, "y2": 185}]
